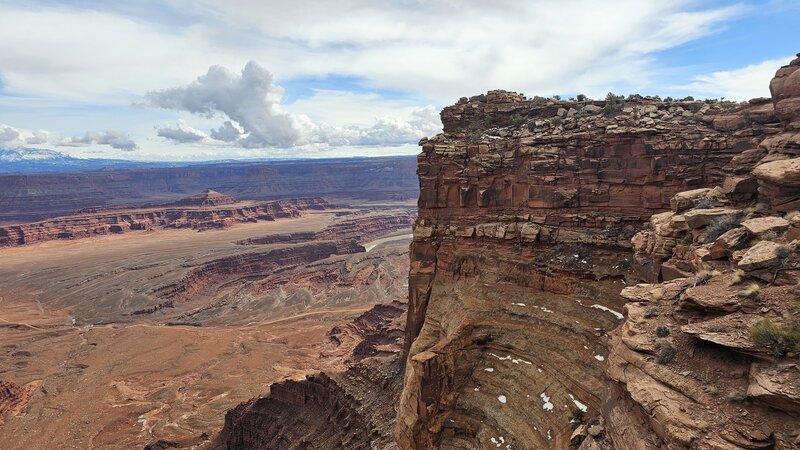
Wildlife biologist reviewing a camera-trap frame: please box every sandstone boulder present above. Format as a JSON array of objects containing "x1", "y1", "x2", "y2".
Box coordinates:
[
  {"x1": 709, "y1": 227, "x2": 748, "y2": 259},
  {"x1": 738, "y1": 240, "x2": 786, "y2": 271},
  {"x1": 747, "y1": 362, "x2": 800, "y2": 414},
  {"x1": 670, "y1": 188, "x2": 712, "y2": 212},
  {"x1": 741, "y1": 216, "x2": 790, "y2": 236},
  {"x1": 684, "y1": 208, "x2": 741, "y2": 229},
  {"x1": 752, "y1": 158, "x2": 800, "y2": 187}
]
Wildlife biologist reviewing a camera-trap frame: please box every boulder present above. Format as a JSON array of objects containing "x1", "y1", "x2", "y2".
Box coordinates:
[
  {"x1": 670, "y1": 188, "x2": 712, "y2": 213},
  {"x1": 741, "y1": 216, "x2": 790, "y2": 236},
  {"x1": 684, "y1": 208, "x2": 741, "y2": 229},
  {"x1": 738, "y1": 240, "x2": 786, "y2": 271},
  {"x1": 709, "y1": 227, "x2": 748, "y2": 259},
  {"x1": 753, "y1": 158, "x2": 800, "y2": 187},
  {"x1": 747, "y1": 362, "x2": 800, "y2": 414}
]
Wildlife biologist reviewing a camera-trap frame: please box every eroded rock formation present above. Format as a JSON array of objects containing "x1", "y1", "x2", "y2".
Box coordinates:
[
  {"x1": 211, "y1": 301, "x2": 408, "y2": 450},
  {"x1": 0, "y1": 156, "x2": 418, "y2": 224},
  {"x1": 601, "y1": 54, "x2": 800, "y2": 450},
  {"x1": 397, "y1": 74, "x2": 784, "y2": 447},
  {"x1": 0, "y1": 195, "x2": 330, "y2": 248}
]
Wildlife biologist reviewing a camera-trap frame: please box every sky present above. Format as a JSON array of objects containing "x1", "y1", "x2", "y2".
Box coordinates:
[{"x1": 0, "y1": 0, "x2": 798, "y2": 161}]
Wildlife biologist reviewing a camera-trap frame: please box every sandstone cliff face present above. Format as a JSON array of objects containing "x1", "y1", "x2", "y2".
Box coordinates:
[
  {"x1": 601, "y1": 55, "x2": 800, "y2": 450},
  {"x1": 397, "y1": 85, "x2": 782, "y2": 448},
  {"x1": 211, "y1": 301, "x2": 408, "y2": 450},
  {"x1": 0, "y1": 197, "x2": 329, "y2": 248},
  {"x1": 0, "y1": 156, "x2": 418, "y2": 224}
]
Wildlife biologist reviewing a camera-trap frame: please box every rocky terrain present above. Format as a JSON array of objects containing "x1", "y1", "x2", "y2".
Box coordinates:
[
  {"x1": 211, "y1": 300, "x2": 407, "y2": 450},
  {"x1": 0, "y1": 200, "x2": 413, "y2": 448},
  {"x1": 0, "y1": 156, "x2": 418, "y2": 224},
  {"x1": 0, "y1": 191, "x2": 330, "y2": 247},
  {"x1": 594, "y1": 54, "x2": 800, "y2": 450},
  {"x1": 395, "y1": 57, "x2": 794, "y2": 449}
]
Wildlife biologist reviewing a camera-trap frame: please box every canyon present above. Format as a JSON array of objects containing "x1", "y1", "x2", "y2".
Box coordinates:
[
  {"x1": 0, "y1": 186, "x2": 414, "y2": 448},
  {"x1": 209, "y1": 55, "x2": 800, "y2": 450},
  {"x1": 1, "y1": 54, "x2": 799, "y2": 450},
  {"x1": 0, "y1": 156, "x2": 418, "y2": 224}
]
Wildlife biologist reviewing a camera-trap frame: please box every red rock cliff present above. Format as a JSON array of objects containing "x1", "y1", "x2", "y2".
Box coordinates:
[{"x1": 397, "y1": 85, "x2": 782, "y2": 448}]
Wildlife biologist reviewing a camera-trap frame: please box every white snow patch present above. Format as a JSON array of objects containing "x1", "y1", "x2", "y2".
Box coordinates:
[
  {"x1": 485, "y1": 367, "x2": 494, "y2": 372},
  {"x1": 569, "y1": 394, "x2": 588, "y2": 412},
  {"x1": 498, "y1": 395, "x2": 507, "y2": 404},
  {"x1": 511, "y1": 302, "x2": 526, "y2": 307},
  {"x1": 594, "y1": 355, "x2": 605, "y2": 361},
  {"x1": 540, "y1": 392, "x2": 554, "y2": 411},
  {"x1": 590, "y1": 304, "x2": 624, "y2": 319}
]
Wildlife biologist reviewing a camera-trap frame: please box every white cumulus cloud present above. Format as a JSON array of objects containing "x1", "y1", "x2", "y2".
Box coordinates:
[
  {"x1": 145, "y1": 61, "x2": 442, "y2": 149},
  {"x1": 156, "y1": 120, "x2": 209, "y2": 143},
  {"x1": 59, "y1": 130, "x2": 137, "y2": 151},
  {"x1": 677, "y1": 56, "x2": 793, "y2": 101},
  {"x1": 145, "y1": 62, "x2": 302, "y2": 147}
]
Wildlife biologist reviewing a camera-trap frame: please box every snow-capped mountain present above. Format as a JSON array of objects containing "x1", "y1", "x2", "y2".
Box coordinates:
[{"x1": 0, "y1": 148, "x2": 160, "y2": 173}]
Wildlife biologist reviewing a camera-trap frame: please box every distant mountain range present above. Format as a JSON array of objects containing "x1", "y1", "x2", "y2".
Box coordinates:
[{"x1": 0, "y1": 148, "x2": 168, "y2": 173}]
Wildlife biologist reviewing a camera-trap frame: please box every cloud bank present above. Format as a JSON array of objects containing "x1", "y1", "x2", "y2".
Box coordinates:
[
  {"x1": 58, "y1": 130, "x2": 137, "y2": 151},
  {"x1": 145, "y1": 62, "x2": 442, "y2": 149}
]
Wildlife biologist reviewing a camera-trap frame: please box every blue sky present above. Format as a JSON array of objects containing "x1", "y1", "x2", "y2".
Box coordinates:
[{"x1": 0, "y1": 0, "x2": 797, "y2": 161}]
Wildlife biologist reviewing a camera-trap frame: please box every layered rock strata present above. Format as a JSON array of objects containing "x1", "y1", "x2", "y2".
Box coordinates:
[
  {"x1": 0, "y1": 196, "x2": 329, "y2": 248},
  {"x1": 397, "y1": 84, "x2": 782, "y2": 448},
  {"x1": 601, "y1": 54, "x2": 800, "y2": 450},
  {"x1": 211, "y1": 301, "x2": 407, "y2": 450},
  {"x1": 0, "y1": 156, "x2": 418, "y2": 223}
]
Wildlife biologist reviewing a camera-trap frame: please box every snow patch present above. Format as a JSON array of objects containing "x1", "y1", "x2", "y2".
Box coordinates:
[{"x1": 590, "y1": 304, "x2": 623, "y2": 320}]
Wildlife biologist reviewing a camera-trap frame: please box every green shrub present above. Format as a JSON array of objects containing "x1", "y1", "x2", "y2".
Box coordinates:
[
  {"x1": 749, "y1": 318, "x2": 800, "y2": 357},
  {"x1": 526, "y1": 119, "x2": 536, "y2": 132},
  {"x1": 570, "y1": 407, "x2": 586, "y2": 423},
  {"x1": 644, "y1": 306, "x2": 660, "y2": 319},
  {"x1": 655, "y1": 339, "x2": 675, "y2": 364},
  {"x1": 510, "y1": 114, "x2": 527, "y2": 127},
  {"x1": 576, "y1": 94, "x2": 587, "y2": 102},
  {"x1": 655, "y1": 326, "x2": 670, "y2": 338},
  {"x1": 703, "y1": 211, "x2": 745, "y2": 244},
  {"x1": 603, "y1": 92, "x2": 625, "y2": 115},
  {"x1": 694, "y1": 197, "x2": 719, "y2": 209}
]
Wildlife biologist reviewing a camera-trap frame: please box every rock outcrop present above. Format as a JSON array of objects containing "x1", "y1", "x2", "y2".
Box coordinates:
[
  {"x1": 211, "y1": 301, "x2": 408, "y2": 450},
  {"x1": 0, "y1": 380, "x2": 35, "y2": 426},
  {"x1": 0, "y1": 156, "x2": 418, "y2": 224},
  {"x1": 397, "y1": 73, "x2": 784, "y2": 447},
  {"x1": 602, "y1": 54, "x2": 800, "y2": 450},
  {"x1": 0, "y1": 196, "x2": 330, "y2": 248}
]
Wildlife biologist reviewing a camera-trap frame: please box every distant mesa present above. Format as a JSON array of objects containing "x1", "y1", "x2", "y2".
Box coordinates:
[{"x1": 168, "y1": 189, "x2": 238, "y2": 207}]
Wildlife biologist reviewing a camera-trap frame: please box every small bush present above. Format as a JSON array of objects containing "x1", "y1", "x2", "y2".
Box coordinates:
[
  {"x1": 725, "y1": 390, "x2": 747, "y2": 403},
  {"x1": 570, "y1": 407, "x2": 586, "y2": 423},
  {"x1": 694, "y1": 197, "x2": 719, "y2": 209},
  {"x1": 603, "y1": 92, "x2": 625, "y2": 115},
  {"x1": 704, "y1": 211, "x2": 745, "y2": 244},
  {"x1": 576, "y1": 94, "x2": 587, "y2": 102},
  {"x1": 760, "y1": 230, "x2": 779, "y2": 242},
  {"x1": 644, "y1": 306, "x2": 660, "y2": 319},
  {"x1": 729, "y1": 269, "x2": 746, "y2": 286},
  {"x1": 655, "y1": 339, "x2": 675, "y2": 364},
  {"x1": 655, "y1": 326, "x2": 670, "y2": 338},
  {"x1": 737, "y1": 283, "x2": 761, "y2": 300},
  {"x1": 651, "y1": 289, "x2": 664, "y2": 301},
  {"x1": 749, "y1": 318, "x2": 800, "y2": 357},
  {"x1": 694, "y1": 269, "x2": 715, "y2": 286},
  {"x1": 510, "y1": 114, "x2": 527, "y2": 127},
  {"x1": 526, "y1": 119, "x2": 536, "y2": 132},
  {"x1": 682, "y1": 96, "x2": 695, "y2": 102}
]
